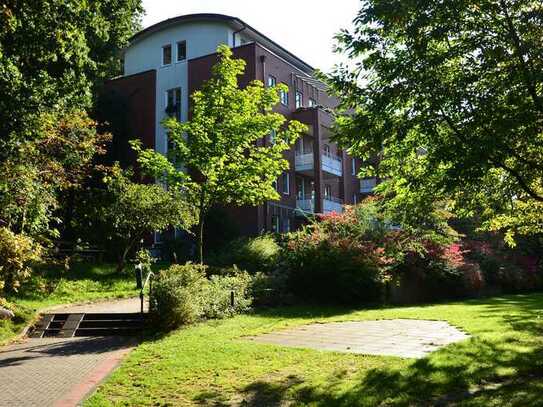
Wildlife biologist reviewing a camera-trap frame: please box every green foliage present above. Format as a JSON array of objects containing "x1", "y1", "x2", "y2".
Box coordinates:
[
  {"x1": 203, "y1": 268, "x2": 253, "y2": 319},
  {"x1": 132, "y1": 45, "x2": 306, "y2": 262},
  {"x1": 0, "y1": 227, "x2": 42, "y2": 296},
  {"x1": 101, "y1": 166, "x2": 196, "y2": 271},
  {"x1": 150, "y1": 263, "x2": 208, "y2": 329},
  {"x1": 0, "y1": 0, "x2": 143, "y2": 158},
  {"x1": 208, "y1": 235, "x2": 280, "y2": 274},
  {"x1": 0, "y1": 110, "x2": 110, "y2": 239},
  {"x1": 327, "y1": 0, "x2": 543, "y2": 244},
  {"x1": 150, "y1": 263, "x2": 253, "y2": 330}
]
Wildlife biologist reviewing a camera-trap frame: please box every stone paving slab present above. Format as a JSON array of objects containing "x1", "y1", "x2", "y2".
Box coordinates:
[
  {"x1": 246, "y1": 319, "x2": 469, "y2": 358},
  {"x1": 0, "y1": 336, "x2": 135, "y2": 407},
  {"x1": 51, "y1": 297, "x2": 148, "y2": 314}
]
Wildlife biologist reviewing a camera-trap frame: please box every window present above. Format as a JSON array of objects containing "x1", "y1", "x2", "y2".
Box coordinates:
[
  {"x1": 308, "y1": 98, "x2": 317, "y2": 107},
  {"x1": 271, "y1": 215, "x2": 280, "y2": 233},
  {"x1": 282, "y1": 217, "x2": 291, "y2": 233},
  {"x1": 282, "y1": 172, "x2": 290, "y2": 195},
  {"x1": 351, "y1": 158, "x2": 356, "y2": 176},
  {"x1": 280, "y1": 85, "x2": 289, "y2": 106},
  {"x1": 295, "y1": 91, "x2": 303, "y2": 109},
  {"x1": 176, "y1": 41, "x2": 186, "y2": 62},
  {"x1": 162, "y1": 44, "x2": 172, "y2": 65},
  {"x1": 272, "y1": 179, "x2": 278, "y2": 191},
  {"x1": 267, "y1": 75, "x2": 277, "y2": 88},
  {"x1": 361, "y1": 178, "x2": 377, "y2": 193},
  {"x1": 324, "y1": 184, "x2": 332, "y2": 199},
  {"x1": 353, "y1": 193, "x2": 358, "y2": 204},
  {"x1": 166, "y1": 88, "x2": 182, "y2": 121},
  {"x1": 323, "y1": 144, "x2": 331, "y2": 156}
]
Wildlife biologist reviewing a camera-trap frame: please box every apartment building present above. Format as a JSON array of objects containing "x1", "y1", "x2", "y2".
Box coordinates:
[{"x1": 104, "y1": 13, "x2": 376, "y2": 236}]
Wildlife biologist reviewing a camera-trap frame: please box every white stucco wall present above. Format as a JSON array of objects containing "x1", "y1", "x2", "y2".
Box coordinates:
[{"x1": 124, "y1": 21, "x2": 233, "y2": 154}]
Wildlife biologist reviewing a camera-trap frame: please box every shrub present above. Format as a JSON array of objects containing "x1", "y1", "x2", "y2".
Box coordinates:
[
  {"x1": 202, "y1": 267, "x2": 252, "y2": 319},
  {"x1": 0, "y1": 227, "x2": 42, "y2": 296},
  {"x1": 150, "y1": 263, "x2": 254, "y2": 330},
  {"x1": 251, "y1": 271, "x2": 294, "y2": 307},
  {"x1": 208, "y1": 235, "x2": 280, "y2": 274},
  {"x1": 149, "y1": 263, "x2": 208, "y2": 329}
]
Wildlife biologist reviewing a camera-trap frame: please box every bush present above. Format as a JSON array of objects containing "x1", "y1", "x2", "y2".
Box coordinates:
[
  {"x1": 150, "y1": 263, "x2": 253, "y2": 330},
  {"x1": 150, "y1": 263, "x2": 208, "y2": 329},
  {"x1": 0, "y1": 227, "x2": 42, "y2": 296},
  {"x1": 208, "y1": 235, "x2": 280, "y2": 274},
  {"x1": 202, "y1": 267, "x2": 252, "y2": 319},
  {"x1": 251, "y1": 271, "x2": 294, "y2": 307}
]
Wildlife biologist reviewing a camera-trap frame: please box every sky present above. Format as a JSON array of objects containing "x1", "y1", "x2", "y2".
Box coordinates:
[{"x1": 141, "y1": 0, "x2": 361, "y2": 73}]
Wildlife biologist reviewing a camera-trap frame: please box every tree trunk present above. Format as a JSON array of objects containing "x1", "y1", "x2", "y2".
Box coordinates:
[
  {"x1": 197, "y1": 189, "x2": 206, "y2": 264},
  {"x1": 117, "y1": 240, "x2": 134, "y2": 273}
]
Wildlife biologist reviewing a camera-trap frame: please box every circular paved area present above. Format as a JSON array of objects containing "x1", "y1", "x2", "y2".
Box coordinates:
[{"x1": 246, "y1": 319, "x2": 469, "y2": 358}]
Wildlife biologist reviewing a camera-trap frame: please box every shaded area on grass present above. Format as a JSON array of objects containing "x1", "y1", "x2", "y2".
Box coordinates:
[{"x1": 84, "y1": 293, "x2": 543, "y2": 407}]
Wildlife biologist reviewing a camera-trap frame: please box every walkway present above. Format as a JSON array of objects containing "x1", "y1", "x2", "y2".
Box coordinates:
[
  {"x1": 246, "y1": 319, "x2": 469, "y2": 358},
  {"x1": 0, "y1": 298, "x2": 144, "y2": 407}
]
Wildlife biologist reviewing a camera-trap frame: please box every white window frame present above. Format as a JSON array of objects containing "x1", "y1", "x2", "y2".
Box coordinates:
[
  {"x1": 165, "y1": 88, "x2": 182, "y2": 121},
  {"x1": 267, "y1": 75, "x2": 277, "y2": 88},
  {"x1": 351, "y1": 158, "x2": 356, "y2": 176},
  {"x1": 176, "y1": 40, "x2": 187, "y2": 62},
  {"x1": 295, "y1": 91, "x2": 303, "y2": 108},
  {"x1": 308, "y1": 98, "x2": 317, "y2": 107},
  {"x1": 162, "y1": 44, "x2": 172, "y2": 66},
  {"x1": 324, "y1": 184, "x2": 332, "y2": 199},
  {"x1": 280, "y1": 85, "x2": 289, "y2": 106},
  {"x1": 282, "y1": 172, "x2": 290, "y2": 195}
]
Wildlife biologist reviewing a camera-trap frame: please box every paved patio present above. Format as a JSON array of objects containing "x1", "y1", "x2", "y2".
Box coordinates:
[{"x1": 246, "y1": 319, "x2": 469, "y2": 358}]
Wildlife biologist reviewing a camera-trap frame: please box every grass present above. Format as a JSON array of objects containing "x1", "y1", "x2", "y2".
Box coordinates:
[
  {"x1": 0, "y1": 263, "x2": 140, "y2": 344},
  {"x1": 85, "y1": 293, "x2": 543, "y2": 406}
]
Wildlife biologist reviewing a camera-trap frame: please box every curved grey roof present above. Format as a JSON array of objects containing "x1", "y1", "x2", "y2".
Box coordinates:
[{"x1": 129, "y1": 13, "x2": 315, "y2": 75}]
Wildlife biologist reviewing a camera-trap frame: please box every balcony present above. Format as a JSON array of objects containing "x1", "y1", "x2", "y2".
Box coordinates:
[
  {"x1": 321, "y1": 152, "x2": 343, "y2": 176},
  {"x1": 295, "y1": 152, "x2": 314, "y2": 172},
  {"x1": 295, "y1": 151, "x2": 343, "y2": 177},
  {"x1": 360, "y1": 178, "x2": 377, "y2": 194},
  {"x1": 296, "y1": 194, "x2": 315, "y2": 213},
  {"x1": 323, "y1": 197, "x2": 343, "y2": 214}
]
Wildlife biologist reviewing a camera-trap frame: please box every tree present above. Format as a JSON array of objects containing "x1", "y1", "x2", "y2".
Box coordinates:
[
  {"x1": 327, "y1": 0, "x2": 543, "y2": 243},
  {"x1": 132, "y1": 45, "x2": 305, "y2": 263},
  {"x1": 0, "y1": 109, "x2": 110, "y2": 240},
  {"x1": 101, "y1": 166, "x2": 196, "y2": 272},
  {"x1": 0, "y1": 0, "x2": 143, "y2": 159}
]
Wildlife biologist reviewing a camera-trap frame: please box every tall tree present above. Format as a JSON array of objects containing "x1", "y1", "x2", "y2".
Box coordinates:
[
  {"x1": 133, "y1": 45, "x2": 305, "y2": 262},
  {"x1": 0, "y1": 0, "x2": 143, "y2": 159},
  {"x1": 327, "y1": 0, "x2": 543, "y2": 243}
]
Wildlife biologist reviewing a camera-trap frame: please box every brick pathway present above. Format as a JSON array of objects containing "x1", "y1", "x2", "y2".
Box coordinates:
[
  {"x1": 246, "y1": 319, "x2": 469, "y2": 358},
  {"x1": 0, "y1": 298, "x2": 144, "y2": 407},
  {"x1": 0, "y1": 337, "x2": 135, "y2": 407}
]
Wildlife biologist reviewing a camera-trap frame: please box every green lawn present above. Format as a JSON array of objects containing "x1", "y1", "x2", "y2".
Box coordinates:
[
  {"x1": 0, "y1": 263, "x2": 139, "y2": 344},
  {"x1": 85, "y1": 293, "x2": 543, "y2": 406}
]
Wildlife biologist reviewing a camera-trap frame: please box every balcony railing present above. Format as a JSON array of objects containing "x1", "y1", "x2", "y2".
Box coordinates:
[
  {"x1": 296, "y1": 194, "x2": 315, "y2": 213},
  {"x1": 360, "y1": 178, "x2": 377, "y2": 193},
  {"x1": 323, "y1": 196, "x2": 343, "y2": 214},
  {"x1": 295, "y1": 152, "x2": 314, "y2": 172},
  {"x1": 321, "y1": 152, "x2": 343, "y2": 176}
]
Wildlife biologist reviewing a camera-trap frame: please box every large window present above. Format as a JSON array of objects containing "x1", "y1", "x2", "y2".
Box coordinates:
[
  {"x1": 267, "y1": 75, "x2": 277, "y2": 88},
  {"x1": 324, "y1": 184, "x2": 332, "y2": 199},
  {"x1": 162, "y1": 44, "x2": 172, "y2": 66},
  {"x1": 166, "y1": 88, "x2": 181, "y2": 121},
  {"x1": 282, "y1": 172, "x2": 290, "y2": 195},
  {"x1": 280, "y1": 85, "x2": 289, "y2": 106},
  {"x1": 176, "y1": 41, "x2": 187, "y2": 62},
  {"x1": 295, "y1": 91, "x2": 303, "y2": 109}
]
